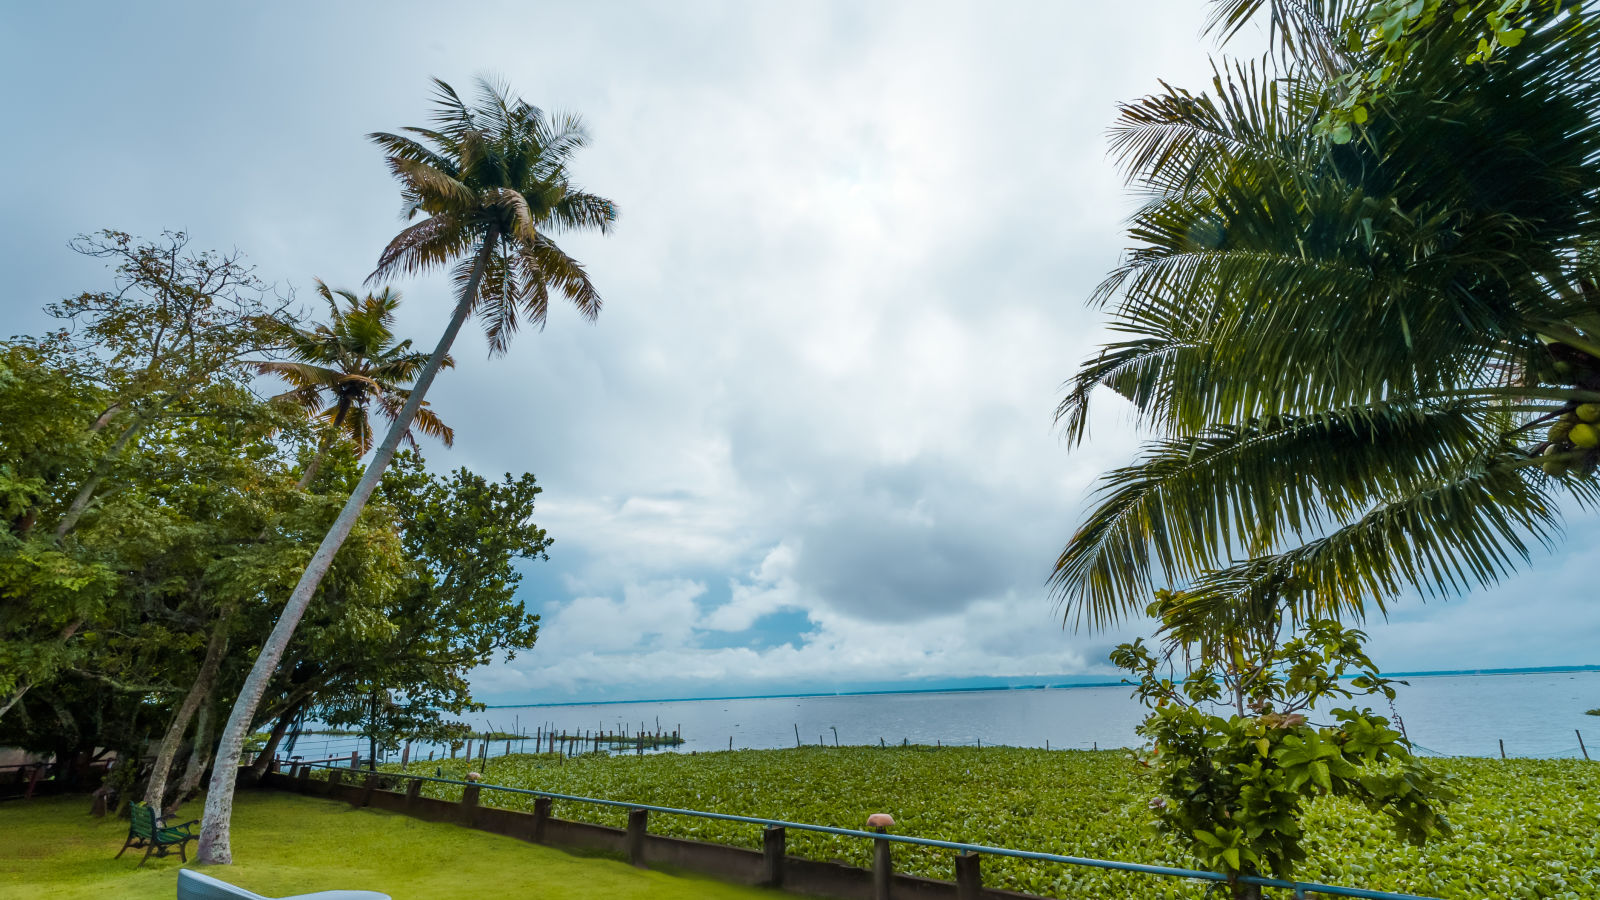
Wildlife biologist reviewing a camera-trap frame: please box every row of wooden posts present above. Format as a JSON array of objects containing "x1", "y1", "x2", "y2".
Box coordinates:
[
  {"x1": 305, "y1": 765, "x2": 987, "y2": 900},
  {"x1": 383, "y1": 724, "x2": 687, "y2": 770},
  {"x1": 356, "y1": 725, "x2": 1592, "y2": 768},
  {"x1": 1498, "y1": 730, "x2": 1589, "y2": 761}
]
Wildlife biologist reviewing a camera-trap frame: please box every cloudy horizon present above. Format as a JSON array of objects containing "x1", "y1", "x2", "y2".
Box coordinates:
[{"x1": 5, "y1": 0, "x2": 1598, "y2": 704}]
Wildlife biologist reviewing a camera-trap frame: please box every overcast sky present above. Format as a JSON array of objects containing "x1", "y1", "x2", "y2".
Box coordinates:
[{"x1": 4, "y1": 1, "x2": 1597, "y2": 703}]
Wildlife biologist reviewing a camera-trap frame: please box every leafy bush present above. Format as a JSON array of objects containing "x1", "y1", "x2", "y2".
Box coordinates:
[{"x1": 1112, "y1": 610, "x2": 1452, "y2": 899}]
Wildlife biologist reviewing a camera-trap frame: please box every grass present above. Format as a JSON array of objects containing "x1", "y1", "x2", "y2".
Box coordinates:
[{"x1": 0, "y1": 791, "x2": 779, "y2": 900}]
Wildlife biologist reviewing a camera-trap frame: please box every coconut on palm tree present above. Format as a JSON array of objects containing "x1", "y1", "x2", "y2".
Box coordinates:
[
  {"x1": 198, "y1": 77, "x2": 617, "y2": 863},
  {"x1": 1051, "y1": 2, "x2": 1600, "y2": 632},
  {"x1": 257, "y1": 280, "x2": 455, "y2": 488}
]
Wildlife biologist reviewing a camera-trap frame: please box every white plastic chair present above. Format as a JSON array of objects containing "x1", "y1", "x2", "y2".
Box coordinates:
[{"x1": 176, "y1": 869, "x2": 390, "y2": 900}]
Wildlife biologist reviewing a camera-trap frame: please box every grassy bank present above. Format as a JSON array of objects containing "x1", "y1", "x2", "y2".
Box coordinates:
[
  {"x1": 383, "y1": 746, "x2": 1598, "y2": 899},
  {"x1": 0, "y1": 792, "x2": 783, "y2": 900}
]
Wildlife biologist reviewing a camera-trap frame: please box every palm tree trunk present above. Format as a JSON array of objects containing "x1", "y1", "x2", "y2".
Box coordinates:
[
  {"x1": 142, "y1": 614, "x2": 229, "y2": 810},
  {"x1": 198, "y1": 234, "x2": 497, "y2": 864},
  {"x1": 293, "y1": 401, "x2": 351, "y2": 490},
  {"x1": 294, "y1": 445, "x2": 330, "y2": 490}
]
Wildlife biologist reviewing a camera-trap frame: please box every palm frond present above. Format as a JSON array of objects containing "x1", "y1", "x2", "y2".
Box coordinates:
[
  {"x1": 253, "y1": 360, "x2": 345, "y2": 390},
  {"x1": 551, "y1": 190, "x2": 617, "y2": 234},
  {"x1": 1171, "y1": 451, "x2": 1595, "y2": 630},
  {"x1": 369, "y1": 215, "x2": 475, "y2": 284},
  {"x1": 1051, "y1": 403, "x2": 1493, "y2": 629}
]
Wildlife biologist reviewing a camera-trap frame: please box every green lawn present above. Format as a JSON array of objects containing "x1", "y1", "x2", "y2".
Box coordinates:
[{"x1": 0, "y1": 792, "x2": 779, "y2": 900}]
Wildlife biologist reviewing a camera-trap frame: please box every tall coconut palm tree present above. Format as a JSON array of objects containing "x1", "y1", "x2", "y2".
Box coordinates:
[
  {"x1": 257, "y1": 281, "x2": 455, "y2": 488},
  {"x1": 1051, "y1": 3, "x2": 1600, "y2": 633},
  {"x1": 199, "y1": 77, "x2": 616, "y2": 863}
]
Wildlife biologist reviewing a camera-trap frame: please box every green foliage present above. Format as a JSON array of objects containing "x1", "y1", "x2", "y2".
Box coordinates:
[
  {"x1": 0, "y1": 344, "x2": 117, "y2": 705},
  {"x1": 254, "y1": 281, "x2": 452, "y2": 458},
  {"x1": 1053, "y1": 0, "x2": 1600, "y2": 628},
  {"x1": 1, "y1": 230, "x2": 555, "y2": 798},
  {"x1": 301, "y1": 451, "x2": 548, "y2": 752},
  {"x1": 1112, "y1": 598, "x2": 1453, "y2": 896},
  {"x1": 1207, "y1": 2, "x2": 1580, "y2": 141},
  {"x1": 367, "y1": 77, "x2": 618, "y2": 353},
  {"x1": 384, "y1": 747, "x2": 1598, "y2": 899}
]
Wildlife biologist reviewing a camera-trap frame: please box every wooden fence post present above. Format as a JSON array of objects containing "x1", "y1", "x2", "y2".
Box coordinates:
[
  {"x1": 763, "y1": 826, "x2": 786, "y2": 887},
  {"x1": 404, "y1": 777, "x2": 421, "y2": 809},
  {"x1": 873, "y1": 828, "x2": 892, "y2": 900},
  {"x1": 955, "y1": 851, "x2": 982, "y2": 900},
  {"x1": 626, "y1": 808, "x2": 649, "y2": 866},
  {"x1": 360, "y1": 773, "x2": 376, "y2": 807},
  {"x1": 1499, "y1": 739, "x2": 1506, "y2": 760},
  {"x1": 532, "y1": 797, "x2": 552, "y2": 843},
  {"x1": 461, "y1": 784, "x2": 481, "y2": 827},
  {"x1": 1578, "y1": 729, "x2": 1590, "y2": 761}
]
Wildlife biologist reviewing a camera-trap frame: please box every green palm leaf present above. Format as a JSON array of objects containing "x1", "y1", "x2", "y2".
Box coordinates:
[{"x1": 1054, "y1": 1, "x2": 1600, "y2": 628}]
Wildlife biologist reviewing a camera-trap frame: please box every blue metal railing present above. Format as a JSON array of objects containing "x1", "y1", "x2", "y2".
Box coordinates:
[{"x1": 299, "y1": 761, "x2": 1441, "y2": 900}]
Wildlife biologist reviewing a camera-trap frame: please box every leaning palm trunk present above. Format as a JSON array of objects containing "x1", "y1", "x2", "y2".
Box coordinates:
[
  {"x1": 142, "y1": 614, "x2": 229, "y2": 810},
  {"x1": 197, "y1": 237, "x2": 494, "y2": 864}
]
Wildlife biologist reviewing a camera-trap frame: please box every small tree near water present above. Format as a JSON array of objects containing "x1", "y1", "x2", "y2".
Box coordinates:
[{"x1": 1112, "y1": 591, "x2": 1453, "y2": 899}]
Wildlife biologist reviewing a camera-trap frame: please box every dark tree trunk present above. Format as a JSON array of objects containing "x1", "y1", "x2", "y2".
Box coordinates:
[
  {"x1": 172, "y1": 700, "x2": 215, "y2": 808},
  {"x1": 243, "y1": 704, "x2": 300, "y2": 785},
  {"x1": 143, "y1": 613, "x2": 229, "y2": 809}
]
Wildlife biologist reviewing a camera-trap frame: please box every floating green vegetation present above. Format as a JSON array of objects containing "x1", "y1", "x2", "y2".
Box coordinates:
[{"x1": 380, "y1": 746, "x2": 1599, "y2": 899}]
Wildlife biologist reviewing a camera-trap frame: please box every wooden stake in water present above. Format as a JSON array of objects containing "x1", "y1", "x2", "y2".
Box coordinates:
[
  {"x1": 1578, "y1": 729, "x2": 1590, "y2": 761},
  {"x1": 1499, "y1": 738, "x2": 1506, "y2": 760},
  {"x1": 794, "y1": 724, "x2": 801, "y2": 748}
]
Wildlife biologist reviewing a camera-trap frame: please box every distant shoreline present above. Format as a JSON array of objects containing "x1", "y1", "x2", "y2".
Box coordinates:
[{"x1": 484, "y1": 663, "x2": 1600, "y2": 710}]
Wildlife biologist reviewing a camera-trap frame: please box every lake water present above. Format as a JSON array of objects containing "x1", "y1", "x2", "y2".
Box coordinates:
[{"x1": 288, "y1": 669, "x2": 1600, "y2": 763}]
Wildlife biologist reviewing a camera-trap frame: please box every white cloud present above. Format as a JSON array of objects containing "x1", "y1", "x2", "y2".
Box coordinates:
[
  {"x1": 537, "y1": 581, "x2": 706, "y2": 656},
  {"x1": 700, "y1": 543, "x2": 806, "y2": 632},
  {"x1": 7, "y1": 0, "x2": 1592, "y2": 704}
]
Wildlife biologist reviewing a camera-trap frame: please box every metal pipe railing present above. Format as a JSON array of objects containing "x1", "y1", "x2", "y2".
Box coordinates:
[{"x1": 299, "y1": 761, "x2": 1441, "y2": 900}]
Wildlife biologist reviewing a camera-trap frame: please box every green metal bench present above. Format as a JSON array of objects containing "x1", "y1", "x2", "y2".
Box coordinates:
[{"x1": 116, "y1": 801, "x2": 197, "y2": 866}]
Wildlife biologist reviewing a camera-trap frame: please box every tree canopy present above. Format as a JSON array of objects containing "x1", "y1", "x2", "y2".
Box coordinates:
[
  {"x1": 0, "y1": 232, "x2": 553, "y2": 816},
  {"x1": 1053, "y1": 0, "x2": 1600, "y2": 631}
]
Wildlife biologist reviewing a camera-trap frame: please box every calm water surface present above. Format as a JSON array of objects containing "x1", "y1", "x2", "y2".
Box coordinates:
[{"x1": 294, "y1": 671, "x2": 1600, "y2": 762}]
